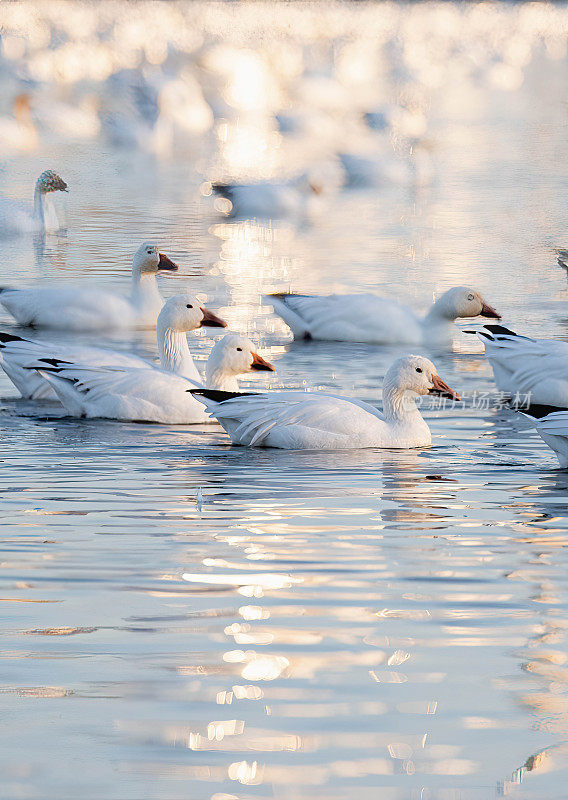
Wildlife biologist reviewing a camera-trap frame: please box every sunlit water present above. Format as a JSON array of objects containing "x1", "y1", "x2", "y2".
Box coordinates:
[{"x1": 2, "y1": 3, "x2": 568, "y2": 799}]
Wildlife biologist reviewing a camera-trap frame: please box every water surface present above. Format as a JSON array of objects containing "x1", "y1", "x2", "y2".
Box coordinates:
[{"x1": 2, "y1": 3, "x2": 568, "y2": 799}]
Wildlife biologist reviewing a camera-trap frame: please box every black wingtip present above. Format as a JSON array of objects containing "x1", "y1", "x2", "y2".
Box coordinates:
[
  {"x1": 189, "y1": 389, "x2": 259, "y2": 401},
  {"x1": 35, "y1": 357, "x2": 73, "y2": 371},
  {"x1": 515, "y1": 402, "x2": 568, "y2": 418},
  {"x1": 556, "y1": 249, "x2": 568, "y2": 267},
  {"x1": 266, "y1": 292, "x2": 312, "y2": 301},
  {"x1": 482, "y1": 324, "x2": 518, "y2": 337},
  {"x1": 211, "y1": 183, "x2": 233, "y2": 198},
  {"x1": 0, "y1": 331, "x2": 26, "y2": 346}
]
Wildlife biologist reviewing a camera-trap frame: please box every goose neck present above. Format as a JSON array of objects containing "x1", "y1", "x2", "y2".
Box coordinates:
[
  {"x1": 33, "y1": 186, "x2": 44, "y2": 226},
  {"x1": 157, "y1": 322, "x2": 201, "y2": 382},
  {"x1": 206, "y1": 364, "x2": 240, "y2": 392},
  {"x1": 382, "y1": 381, "x2": 421, "y2": 423},
  {"x1": 421, "y1": 300, "x2": 455, "y2": 342},
  {"x1": 131, "y1": 271, "x2": 163, "y2": 315}
]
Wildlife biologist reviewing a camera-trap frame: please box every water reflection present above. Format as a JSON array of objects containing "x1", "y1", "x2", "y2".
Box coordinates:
[{"x1": 3, "y1": 2, "x2": 568, "y2": 799}]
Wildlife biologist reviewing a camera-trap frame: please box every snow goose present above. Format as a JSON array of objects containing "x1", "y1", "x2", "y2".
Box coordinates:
[
  {"x1": 0, "y1": 94, "x2": 38, "y2": 156},
  {"x1": 0, "y1": 243, "x2": 179, "y2": 331},
  {"x1": 205, "y1": 334, "x2": 275, "y2": 391},
  {"x1": 0, "y1": 170, "x2": 68, "y2": 237},
  {"x1": 210, "y1": 176, "x2": 322, "y2": 219},
  {"x1": 475, "y1": 324, "x2": 568, "y2": 407},
  {"x1": 339, "y1": 151, "x2": 413, "y2": 187},
  {"x1": 190, "y1": 354, "x2": 459, "y2": 450},
  {"x1": 520, "y1": 410, "x2": 568, "y2": 467},
  {"x1": 0, "y1": 293, "x2": 225, "y2": 400},
  {"x1": 32, "y1": 330, "x2": 276, "y2": 425},
  {"x1": 267, "y1": 287, "x2": 500, "y2": 345}
]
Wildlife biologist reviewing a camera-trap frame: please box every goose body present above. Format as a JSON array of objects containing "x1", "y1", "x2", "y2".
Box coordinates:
[
  {"x1": 0, "y1": 243, "x2": 178, "y2": 331},
  {"x1": 536, "y1": 412, "x2": 568, "y2": 467},
  {"x1": 267, "y1": 287, "x2": 500, "y2": 345},
  {"x1": 191, "y1": 355, "x2": 459, "y2": 450},
  {"x1": 0, "y1": 331, "x2": 149, "y2": 400},
  {"x1": 212, "y1": 178, "x2": 319, "y2": 219},
  {"x1": 523, "y1": 411, "x2": 568, "y2": 468},
  {"x1": 339, "y1": 151, "x2": 412, "y2": 187},
  {"x1": 33, "y1": 315, "x2": 276, "y2": 424},
  {"x1": 477, "y1": 325, "x2": 568, "y2": 407},
  {"x1": 0, "y1": 170, "x2": 68, "y2": 237},
  {"x1": 0, "y1": 293, "x2": 224, "y2": 400}
]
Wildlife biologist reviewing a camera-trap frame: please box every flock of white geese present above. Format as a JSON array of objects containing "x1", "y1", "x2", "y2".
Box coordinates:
[{"x1": 1, "y1": 169, "x2": 568, "y2": 462}]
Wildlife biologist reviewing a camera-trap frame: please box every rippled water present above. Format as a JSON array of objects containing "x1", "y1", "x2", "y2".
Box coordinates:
[{"x1": 3, "y1": 3, "x2": 568, "y2": 799}]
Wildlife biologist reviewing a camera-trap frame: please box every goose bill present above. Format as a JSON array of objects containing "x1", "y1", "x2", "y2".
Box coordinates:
[
  {"x1": 157, "y1": 253, "x2": 179, "y2": 271},
  {"x1": 199, "y1": 307, "x2": 227, "y2": 328},
  {"x1": 480, "y1": 301, "x2": 500, "y2": 319},
  {"x1": 429, "y1": 375, "x2": 461, "y2": 401},
  {"x1": 250, "y1": 352, "x2": 276, "y2": 371}
]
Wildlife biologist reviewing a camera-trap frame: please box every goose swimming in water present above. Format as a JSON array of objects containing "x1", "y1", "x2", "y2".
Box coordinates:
[
  {"x1": 0, "y1": 170, "x2": 68, "y2": 237},
  {"x1": 191, "y1": 354, "x2": 459, "y2": 449},
  {"x1": 0, "y1": 293, "x2": 225, "y2": 400},
  {"x1": 0, "y1": 242, "x2": 178, "y2": 331},
  {"x1": 211, "y1": 176, "x2": 322, "y2": 219},
  {"x1": 31, "y1": 317, "x2": 275, "y2": 425},
  {"x1": 475, "y1": 324, "x2": 568, "y2": 407},
  {"x1": 520, "y1": 409, "x2": 568, "y2": 468},
  {"x1": 266, "y1": 287, "x2": 500, "y2": 345}
]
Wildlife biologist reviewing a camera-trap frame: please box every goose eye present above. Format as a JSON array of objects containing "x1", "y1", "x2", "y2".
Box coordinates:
[
  {"x1": 467, "y1": 293, "x2": 474, "y2": 301},
  {"x1": 236, "y1": 347, "x2": 242, "y2": 351},
  {"x1": 186, "y1": 304, "x2": 193, "y2": 309},
  {"x1": 415, "y1": 367, "x2": 422, "y2": 373}
]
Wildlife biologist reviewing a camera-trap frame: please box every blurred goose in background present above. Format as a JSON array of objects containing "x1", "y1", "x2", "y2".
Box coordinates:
[
  {"x1": 0, "y1": 293, "x2": 225, "y2": 400},
  {"x1": 363, "y1": 104, "x2": 428, "y2": 140},
  {"x1": 191, "y1": 354, "x2": 459, "y2": 449},
  {"x1": 556, "y1": 249, "x2": 568, "y2": 269},
  {"x1": 339, "y1": 150, "x2": 413, "y2": 187},
  {"x1": 0, "y1": 243, "x2": 178, "y2": 331},
  {"x1": 0, "y1": 170, "x2": 67, "y2": 237},
  {"x1": 267, "y1": 287, "x2": 500, "y2": 345},
  {"x1": 521, "y1": 410, "x2": 568, "y2": 467},
  {"x1": 0, "y1": 94, "x2": 38, "y2": 155},
  {"x1": 35, "y1": 94, "x2": 101, "y2": 141},
  {"x1": 101, "y1": 68, "x2": 171, "y2": 156},
  {"x1": 475, "y1": 324, "x2": 568, "y2": 407},
  {"x1": 211, "y1": 174, "x2": 323, "y2": 219},
  {"x1": 34, "y1": 332, "x2": 275, "y2": 424},
  {"x1": 157, "y1": 71, "x2": 214, "y2": 138}
]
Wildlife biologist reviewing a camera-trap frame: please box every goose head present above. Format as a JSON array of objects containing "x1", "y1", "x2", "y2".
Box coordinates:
[
  {"x1": 157, "y1": 293, "x2": 227, "y2": 332},
  {"x1": 385, "y1": 355, "x2": 460, "y2": 402},
  {"x1": 207, "y1": 334, "x2": 275, "y2": 379},
  {"x1": 435, "y1": 287, "x2": 500, "y2": 321},
  {"x1": 35, "y1": 170, "x2": 68, "y2": 194},
  {"x1": 132, "y1": 242, "x2": 179, "y2": 275}
]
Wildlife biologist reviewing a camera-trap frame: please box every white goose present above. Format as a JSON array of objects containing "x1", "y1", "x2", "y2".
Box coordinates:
[
  {"x1": 476, "y1": 324, "x2": 568, "y2": 407},
  {"x1": 339, "y1": 151, "x2": 413, "y2": 187},
  {"x1": 191, "y1": 354, "x2": 459, "y2": 450},
  {"x1": 0, "y1": 170, "x2": 68, "y2": 237},
  {"x1": 267, "y1": 287, "x2": 500, "y2": 345},
  {"x1": 0, "y1": 94, "x2": 38, "y2": 156},
  {"x1": 33, "y1": 330, "x2": 275, "y2": 425},
  {"x1": 0, "y1": 243, "x2": 179, "y2": 331},
  {"x1": 526, "y1": 411, "x2": 568, "y2": 468},
  {"x1": 0, "y1": 293, "x2": 225, "y2": 400},
  {"x1": 211, "y1": 176, "x2": 322, "y2": 219}
]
